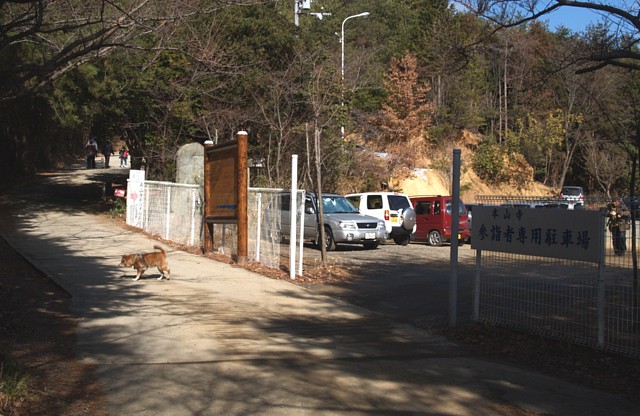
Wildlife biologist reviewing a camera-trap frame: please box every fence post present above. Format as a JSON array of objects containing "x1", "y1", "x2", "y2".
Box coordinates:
[
  {"x1": 256, "y1": 192, "x2": 262, "y2": 263},
  {"x1": 597, "y1": 208, "x2": 607, "y2": 348},
  {"x1": 164, "y1": 186, "x2": 171, "y2": 240},
  {"x1": 298, "y1": 190, "x2": 305, "y2": 276},
  {"x1": 190, "y1": 189, "x2": 197, "y2": 246},
  {"x1": 449, "y1": 148, "x2": 461, "y2": 328},
  {"x1": 474, "y1": 249, "x2": 481, "y2": 321},
  {"x1": 144, "y1": 182, "x2": 150, "y2": 230},
  {"x1": 289, "y1": 155, "x2": 298, "y2": 280}
]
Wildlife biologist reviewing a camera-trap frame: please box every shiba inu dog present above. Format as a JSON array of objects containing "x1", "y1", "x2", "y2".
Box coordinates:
[{"x1": 118, "y1": 245, "x2": 170, "y2": 281}]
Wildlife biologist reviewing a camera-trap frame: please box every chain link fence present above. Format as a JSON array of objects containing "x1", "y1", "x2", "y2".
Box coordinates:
[
  {"x1": 210, "y1": 189, "x2": 306, "y2": 271},
  {"x1": 473, "y1": 195, "x2": 640, "y2": 358},
  {"x1": 126, "y1": 181, "x2": 290, "y2": 270},
  {"x1": 126, "y1": 180, "x2": 203, "y2": 246}
]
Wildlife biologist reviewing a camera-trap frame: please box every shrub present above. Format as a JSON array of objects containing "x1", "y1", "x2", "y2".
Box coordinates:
[
  {"x1": 0, "y1": 355, "x2": 30, "y2": 411},
  {"x1": 472, "y1": 142, "x2": 507, "y2": 184}
]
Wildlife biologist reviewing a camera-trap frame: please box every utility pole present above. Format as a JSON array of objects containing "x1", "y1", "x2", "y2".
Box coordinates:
[{"x1": 294, "y1": 1, "x2": 331, "y2": 27}]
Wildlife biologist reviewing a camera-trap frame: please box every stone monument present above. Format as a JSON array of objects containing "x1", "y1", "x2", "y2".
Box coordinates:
[{"x1": 176, "y1": 142, "x2": 205, "y2": 185}]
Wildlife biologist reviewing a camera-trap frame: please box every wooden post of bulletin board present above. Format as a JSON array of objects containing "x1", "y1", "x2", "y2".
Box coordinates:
[{"x1": 203, "y1": 131, "x2": 248, "y2": 264}]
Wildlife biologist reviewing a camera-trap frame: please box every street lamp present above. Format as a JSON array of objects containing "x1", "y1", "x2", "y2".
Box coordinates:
[{"x1": 341, "y1": 12, "x2": 369, "y2": 139}]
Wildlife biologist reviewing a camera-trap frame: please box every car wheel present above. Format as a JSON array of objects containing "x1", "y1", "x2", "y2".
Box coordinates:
[
  {"x1": 392, "y1": 234, "x2": 410, "y2": 246},
  {"x1": 324, "y1": 226, "x2": 337, "y2": 251},
  {"x1": 428, "y1": 230, "x2": 443, "y2": 247},
  {"x1": 363, "y1": 241, "x2": 379, "y2": 250},
  {"x1": 458, "y1": 239, "x2": 465, "y2": 246}
]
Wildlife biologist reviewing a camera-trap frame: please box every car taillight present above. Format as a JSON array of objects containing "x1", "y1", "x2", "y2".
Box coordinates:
[{"x1": 384, "y1": 209, "x2": 389, "y2": 221}]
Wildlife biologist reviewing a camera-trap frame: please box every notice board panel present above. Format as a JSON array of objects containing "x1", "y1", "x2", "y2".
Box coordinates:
[
  {"x1": 471, "y1": 205, "x2": 602, "y2": 263},
  {"x1": 205, "y1": 141, "x2": 238, "y2": 221}
]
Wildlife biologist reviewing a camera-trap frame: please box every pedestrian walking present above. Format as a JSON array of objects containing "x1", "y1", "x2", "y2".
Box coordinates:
[
  {"x1": 102, "y1": 140, "x2": 114, "y2": 168},
  {"x1": 85, "y1": 137, "x2": 98, "y2": 169},
  {"x1": 607, "y1": 197, "x2": 630, "y2": 255},
  {"x1": 119, "y1": 147, "x2": 128, "y2": 168}
]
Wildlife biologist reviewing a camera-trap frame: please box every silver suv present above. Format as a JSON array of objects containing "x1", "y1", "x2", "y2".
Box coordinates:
[
  {"x1": 345, "y1": 192, "x2": 416, "y2": 245},
  {"x1": 280, "y1": 192, "x2": 386, "y2": 251}
]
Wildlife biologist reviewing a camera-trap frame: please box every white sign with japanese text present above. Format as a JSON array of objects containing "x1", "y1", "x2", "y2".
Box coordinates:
[
  {"x1": 126, "y1": 169, "x2": 146, "y2": 228},
  {"x1": 471, "y1": 206, "x2": 602, "y2": 263}
]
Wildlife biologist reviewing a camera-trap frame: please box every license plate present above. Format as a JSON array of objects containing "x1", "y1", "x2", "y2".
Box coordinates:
[
  {"x1": 365, "y1": 232, "x2": 375, "y2": 240},
  {"x1": 391, "y1": 217, "x2": 398, "y2": 223},
  {"x1": 457, "y1": 234, "x2": 461, "y2": 239}
]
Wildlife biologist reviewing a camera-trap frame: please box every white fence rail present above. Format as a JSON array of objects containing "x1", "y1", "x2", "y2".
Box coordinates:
[
  {"x1": 125, "y1": 181, "x2": 290, "y2": 270},
  {"x1": 126, "y1": 180, "x2": 203, "y2": 246}
]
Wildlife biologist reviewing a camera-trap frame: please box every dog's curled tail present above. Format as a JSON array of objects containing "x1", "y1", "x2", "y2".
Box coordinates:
[{"x1": 154, "y1": 245, "x2": 166, "y2": 255}]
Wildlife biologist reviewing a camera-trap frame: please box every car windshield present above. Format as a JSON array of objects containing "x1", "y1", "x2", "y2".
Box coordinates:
[
  {"x1": 445, "y1": 200, "x2": 467, "y2": 215},
  {"x1": 388, "y1": 195, "x2": 411, "y2": 210},
  {"x1": 321, "y1": 196, "x2": 359, "y2": 214}
]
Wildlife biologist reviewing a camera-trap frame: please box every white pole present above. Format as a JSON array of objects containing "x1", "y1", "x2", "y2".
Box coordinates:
[
  {"x1": 340, "y1": 12, "x2": 369, "y2": 140},
  {"x1": 190, "y1": 189, "x2": 197, "y2": 246},
  {"x1": 144, "y1": 182, "x2": 150, "y2": 230},
  {"x1": 256, "y1": 192, "x2": 262, "y2": 262},
  {"x1": 165, "y1": 186, "x2": 171, "y2": 240},
  {"x1": 290, "y1": 155, "x2": 298, "y2": 280},
  {"x1": 298, "y1": 190, "x2": 306, "y2": 276}
]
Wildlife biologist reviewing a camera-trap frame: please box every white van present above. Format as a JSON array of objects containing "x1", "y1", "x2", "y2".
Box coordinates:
[{"x1": 345, "y1": 192, "x2": 416, "y2": 245}]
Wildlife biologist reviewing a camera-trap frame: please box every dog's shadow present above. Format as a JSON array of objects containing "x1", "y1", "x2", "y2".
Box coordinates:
[{"x1": 119, "y1": 273, "x2": 168, "y2": 281}]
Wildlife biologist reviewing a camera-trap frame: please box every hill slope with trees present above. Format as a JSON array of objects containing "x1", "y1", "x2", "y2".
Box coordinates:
[{"x1": 1, "y1": 0, "x2": 639, "y2": 201}]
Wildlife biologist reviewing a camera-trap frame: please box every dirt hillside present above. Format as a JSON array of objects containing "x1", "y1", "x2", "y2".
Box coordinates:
[{"x1": 389, "y1": 133, "x2": 555, "y2": 202}]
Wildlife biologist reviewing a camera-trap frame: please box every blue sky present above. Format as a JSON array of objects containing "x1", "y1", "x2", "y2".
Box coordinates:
[
  {"x1": 540, "y1": 5, "x2": 604, "y2": 32},
  {"x1": 451, "y1": 1, "x2": 622, "y2": 34}
]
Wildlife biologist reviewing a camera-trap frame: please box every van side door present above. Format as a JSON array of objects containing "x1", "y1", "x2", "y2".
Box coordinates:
[{"x1": 414, "y1": 200, "x2": 432, "y2": 240}]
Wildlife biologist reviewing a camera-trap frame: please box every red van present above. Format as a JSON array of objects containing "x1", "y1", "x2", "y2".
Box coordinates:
[{"x1": 409, "y1": 195, "x2": 470, "y2": 246}]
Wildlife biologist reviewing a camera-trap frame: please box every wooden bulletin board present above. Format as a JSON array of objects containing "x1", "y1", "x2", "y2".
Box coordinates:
[
  {"x1": 205, "y1": 142, "x2": 238, "y2": 221},
  {"x1": 203, "y1": 132, "x2": 248, "y2": 262}
]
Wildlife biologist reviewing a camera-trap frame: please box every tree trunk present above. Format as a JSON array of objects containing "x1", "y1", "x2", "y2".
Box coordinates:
[{"x1": 313, "y1": 121, "x2": 327, "y2": 264}]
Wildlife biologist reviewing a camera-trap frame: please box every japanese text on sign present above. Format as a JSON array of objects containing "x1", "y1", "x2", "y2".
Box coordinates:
[{"x1": 471, "y1": 206, "x2": 602, "y2": 263}]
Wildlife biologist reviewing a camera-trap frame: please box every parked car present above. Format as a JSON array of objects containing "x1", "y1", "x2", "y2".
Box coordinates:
[
  {"x1": 464, "y1": 203, "x2": 483, "y2": 242},
  {"x1": 560, "y1": 186, "x2": 585, "y2": 205},
  {"x1": 345, "y1": 192, "x2": 416, "y2": 245},
  {"x1": 623, "y1": 195, "x2": 640, "y2": 209},
  {"x1": 410, "y1": 195, "x2": 470, "y2": 246},
  {"x1": 622, "y1": 195, "x2": 640, "y2": 218},
  {"x1": 280, "y1": 192, "x2": 386, "y2": 251}
]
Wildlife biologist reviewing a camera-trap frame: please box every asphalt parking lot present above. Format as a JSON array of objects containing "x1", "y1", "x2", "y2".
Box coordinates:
[{"x1": 288, "y1": 240, "x2": 477, "y2": 329}]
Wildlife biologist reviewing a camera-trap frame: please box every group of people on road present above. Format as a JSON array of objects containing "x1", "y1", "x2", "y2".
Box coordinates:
[{"x1": 84, "y1": 138, "x2": 128, "y2": 169}]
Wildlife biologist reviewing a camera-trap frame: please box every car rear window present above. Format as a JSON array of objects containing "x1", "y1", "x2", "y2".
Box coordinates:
[
  {"x1": 388, "y1": 195, "x2": 411, "y2": 210},
  {"x1": 562, "y1": 187, "x2": 582, "y2": 196}
]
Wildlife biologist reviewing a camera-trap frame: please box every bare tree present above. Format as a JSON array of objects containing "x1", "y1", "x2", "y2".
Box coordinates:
[
  {"x1": 458, "y1": 1, "x2": 640, "y2": 73},
  {"x1": 251, "y1": 63, "x2": 304, "y2": 187},
  {"x1": 582, "y1": 134, "x2": 626, "y2": 196},
  {"x1": 0, "y1": 0, "x2": 260, "y2": 103},
  {"x1": 303, "y1": 52, "x2": 341, "y2": 264}
]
